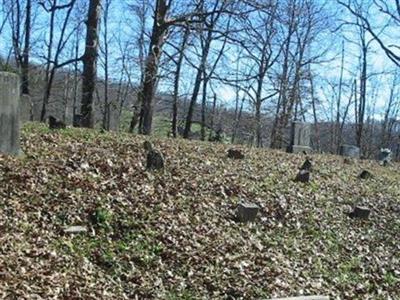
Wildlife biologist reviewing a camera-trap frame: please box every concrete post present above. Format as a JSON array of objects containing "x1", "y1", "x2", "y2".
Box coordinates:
[{"x1": 0, "y1": 72, "x2": 21, "y2": 155}]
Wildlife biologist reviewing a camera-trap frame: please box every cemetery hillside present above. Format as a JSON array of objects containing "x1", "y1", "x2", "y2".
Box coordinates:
[{"x1": 0, "y1": 122, "x2": 399, "y2": 299}]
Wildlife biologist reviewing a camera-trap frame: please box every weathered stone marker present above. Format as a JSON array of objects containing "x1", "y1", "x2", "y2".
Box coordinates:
[
  {"x1": 378, "y1": 148, "x2": 391, "y2": 166},
  {"x1": 340, "y1": 144, "x2": 360, "y2": 158},
  {"x1": 0, "y1": 72, "x2": 21, "y2": 155},
  {"x1": 49, "y1": 115, "x2": 66, "y2": 129},
  {"x1": 236, "y1": 202, "x2": 259, "y2": 222},
  {"x1": 227, "y1": 148, "x2": 245, "y2": 159},
  {"x1": 358, "y1": 170, "x2": 372, "y2": 179},
  {"x1": 295, "y1": 170, "x2": 310, "y2": 183},
  {"x1": 287, "y1": 122, "x2": 312, "y2": 154},
  {"x1": 349, "y1": 206, "x2": 370, "y2": 219},
  {"x1": 144, "y1": 141, "x2": 164, "y2": 170}
]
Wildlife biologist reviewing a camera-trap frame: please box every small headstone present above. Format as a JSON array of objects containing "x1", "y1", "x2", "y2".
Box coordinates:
[
  {"x1": 144, "y1": 141, "x2": 164, "y2": 170},
  {"x1": 73, "y1": 114, "x2": 83, "y2": 127},
  {"x1": 287, "y1": 122, "x2": 312, "y2": 154},
  {"x1": 64, "y1": 225, "x2": 87, "y2": 234},
  {"x1": 236, "y1": 202, "x2": 259, "y2": 222},
  {"x1": 227, "y1": 149, "x2": 244, "y2": 159},
  {"x1": 49, "y1": 116, "x2": 66, "y2": 129},
  {"x1": 358, "y1": 170, "x2": 372, "y2": 179},
  {"x1": 0, "y1": 72, "x2": 21, "y2": 155},
  {"x1": 348, "y1": 206, "x2": 370, "y2": 219},
  {"x1": 378, "y1": 148, "x2": 391, "y2": 166},
  {"x1": 300, "y1": 157, "x2": 312, "y2": 171},
  {"x1": 340, "y1": 145, "x2": 360, "y2": 158},
  {"x1": 343, "y1": 157, "x2": 353, "y2": 165},
  {"x1": 295, "y1": 169, "x2": 310, "y2": 183}
]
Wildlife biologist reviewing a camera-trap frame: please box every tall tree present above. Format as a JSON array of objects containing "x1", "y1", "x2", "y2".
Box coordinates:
[{"x1": 81, "y1": 0, "x2": 102, "y2": 128}]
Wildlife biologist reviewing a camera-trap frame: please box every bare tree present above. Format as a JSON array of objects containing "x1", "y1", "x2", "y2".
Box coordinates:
[
  {"x1": 81, "y1": 0, "x2": 102, "y2": 128},
  {"x1": 38, "y1": 0, "x2": 78, "y2": 121},
  {"x1": 338, "y1": 0, "x2": 400, "y2": 67}
]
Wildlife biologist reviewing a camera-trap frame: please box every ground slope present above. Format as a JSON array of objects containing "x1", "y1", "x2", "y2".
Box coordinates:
[{"x1": 0, "y1": 123, "x2": 399, "y2": 299}]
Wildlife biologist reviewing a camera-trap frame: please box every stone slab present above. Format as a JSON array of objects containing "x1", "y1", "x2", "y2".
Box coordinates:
[
  {"x1": 236, "y1": 202, "x2": 259, "y2": 222},
  {"x1": 64, "y1": 226, "x2": 87, "y2": 234},
  {"x1": 287, "y1": 145, "x2": 313, "y2": 154},
  {"x1": 0, "y1": 72, "x2": 21, "y2": 155},
  {"x1": 340, "y1": 145, "x2": 360, "y2": 158},
  {"x1": 290, "y1": 122, "x2": 311, "y2": 147}
]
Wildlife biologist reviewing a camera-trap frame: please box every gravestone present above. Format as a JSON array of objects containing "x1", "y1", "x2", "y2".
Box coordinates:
[
  {"x1": 287, "y1": 122, "x2": 312, "y2": 154},
  {"x1": 20, "y1": 93, "x2": 33, "y2": 123},
  {"x1": 359, "y1": 170, "x2": 372, "y2": 179},
  {"x1": 227, "y1": 148, "x2": 245, "y2": 159},
  {"x1": 295, "y1": 170, "x2": 310, "y2": 183},
  {"x1": 0, "y1": 72, "x2": 21, "y2": 155},
  {"x1": 340, "y1": 145, "x2": 360, "y2": 158},
  {"x1": 378, "y1": 148, "x2": 391, "y2": 166},
  {"x1": 144, "y1": 141, "x2": 164, "y2": 170},
  {"x1": 49, "y1": 116, "x2": 66, "y2": 129},
  {"x1": 348, "y1": 206, "x2": 370, "y2": 219},
  {"x1": 236, "y1": 202, "x2": 259, "y2": 222},
  {"x1": 73, "y1": 114, "x2": 83, "y2": 127}
]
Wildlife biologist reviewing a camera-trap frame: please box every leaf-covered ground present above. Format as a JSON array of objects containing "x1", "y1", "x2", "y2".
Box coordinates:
[{"x1": 0, "y1": 123, "x2": 399, "y2": 299}]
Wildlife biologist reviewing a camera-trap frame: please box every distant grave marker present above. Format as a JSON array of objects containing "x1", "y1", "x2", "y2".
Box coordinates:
[
  {"x1": 287, "y1": 122, "x2": 312, "y2": 154},
  {"x1": 358, "y1": 170, "x2": 372, "y2": 179},
  {"x1": 378, "y1": 148, "x2": 391, "y2": 166},
  {"x1": 49, "y1": 116, "x2": 66, "y2": 129},
  {"x1": 0, "y1": 72, "x2": 21, "y2": 155},
  {"x1": 340, "y1": 144, "x2": 360, "y2": 158},
  {"x1": 227, "y1": 148, "x2": 245, "y2": 159}
]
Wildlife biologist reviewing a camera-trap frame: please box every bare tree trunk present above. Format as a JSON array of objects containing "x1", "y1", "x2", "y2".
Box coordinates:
[
  {"x1": 21, "y1": 0, "x2": 30, "y2": 95},
  {"x1": 172, "y1": 27, "x2": 189, "y2": 138},
  {"x1": 138, "y1": 0, "x2": 168, "y2": 135},
  {"x1": 81, "y1": 0, "x2": 102, "y2": 128},
  {"x1": 201, "y1": 74, "x2": 209, "y2": 141},
  {"x1": 356, "y1": 41, "x2": 367, "y2": 148}
]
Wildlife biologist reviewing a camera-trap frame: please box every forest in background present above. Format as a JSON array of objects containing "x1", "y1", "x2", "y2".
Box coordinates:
[{"x1": 0, "y1": 0, "x2": 399, "y2": 158}]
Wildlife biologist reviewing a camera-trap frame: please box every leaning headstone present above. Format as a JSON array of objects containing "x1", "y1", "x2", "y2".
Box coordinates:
[
  {"x1": 49, "y1": 116, "x2": 66, "y2": 129},
  {"x1": 227, "y1": 149, "x2": 245, "y2": 159},
  {"x1": 236, "y1": 202, "x2": 259, "y2": 222},
  {"x1": 287, "y1": 122, "x2": 312, "y2": 154},
  {"x1": 20, "y1": 93, "x2": 33, "y2": 123},
  {"x1": 378, "y1": 148, "x2": 392, "y2": 166},
  {"x1": 340, "y1": 144, "x2": 360, "y2": 158},
  {"x1": 0, "y1": 72, "x2": 21, "y2": 155},
  {"x1": 348, "y1": 206, "x2": 370, "y2": 219},
  {"x1": 144, "y1": 141, "x2": 164, "y2": 170}
]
